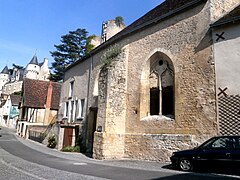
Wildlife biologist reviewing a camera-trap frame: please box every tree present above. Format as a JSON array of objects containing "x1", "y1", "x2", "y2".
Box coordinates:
[
  {"x1": 85, "y1": 35, "x2": 96, "y2": 55},
  {"x1": 115, "y1": 16, "x2": 125, "y2": 27},
  {"x1": 50, "y1": 28, "x2": 94, "y2": 82}
]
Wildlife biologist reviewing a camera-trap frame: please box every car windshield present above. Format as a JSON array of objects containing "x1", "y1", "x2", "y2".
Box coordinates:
[{"x1": 200, "y1": 138, "x2": 217, "y2": 149}]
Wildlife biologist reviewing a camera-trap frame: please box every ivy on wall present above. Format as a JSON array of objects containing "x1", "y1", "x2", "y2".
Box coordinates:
[{"x1": 101, "y1": 44, "x2": 122, "y2": 68}]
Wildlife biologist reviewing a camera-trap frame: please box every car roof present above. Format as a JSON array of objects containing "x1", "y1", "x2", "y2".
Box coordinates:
[{"x1": 213, "y1": 135, "x2": 240, "y2": 138}]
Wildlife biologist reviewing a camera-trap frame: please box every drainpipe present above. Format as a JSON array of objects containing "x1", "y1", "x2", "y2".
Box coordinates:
[{"x1": 83, "y1": 54, "x2": 93, "y2": 150}]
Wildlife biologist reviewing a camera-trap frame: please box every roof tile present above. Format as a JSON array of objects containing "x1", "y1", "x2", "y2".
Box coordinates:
[{"x1": 23, "y1": 78, "x2": 61, "y2": 109}]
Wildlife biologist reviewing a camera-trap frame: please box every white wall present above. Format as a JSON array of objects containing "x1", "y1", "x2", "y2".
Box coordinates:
[{"x1": 214, "y1": 24, "x2": 240, "y2": 95}]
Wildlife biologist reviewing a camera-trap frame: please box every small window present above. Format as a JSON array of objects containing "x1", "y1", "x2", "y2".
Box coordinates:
[
  {"x1": 64, "y1": 102, "x2": 69, "y2": 117},
  {"x1": 75, "y1": 100, "x2": 79, "y2": 120},
  {"x1": 80, "y1": 99, "x2": 85, "y2": 117},
  {"x1": 77, "y1": 99, "x2": 85, "y2": 118},
  {"x1": 70, "y1": 101, "x2": 74, "y2": 123},
  {"x1": 69, "y1": 81, "x2": 74, "y2": 97}
]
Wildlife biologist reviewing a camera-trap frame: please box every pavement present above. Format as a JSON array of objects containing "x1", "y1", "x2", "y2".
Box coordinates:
[
  {"x1": 10, "y1": 128, "x2": 172, "y2": 173},
  {"x1": 2, "y1": 127, "x2": 240, "y2": 180}
]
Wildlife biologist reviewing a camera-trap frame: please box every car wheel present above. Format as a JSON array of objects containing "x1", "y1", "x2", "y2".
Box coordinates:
[{"x1": 179, "y1": 158, "x2": 193, "y2": 171}]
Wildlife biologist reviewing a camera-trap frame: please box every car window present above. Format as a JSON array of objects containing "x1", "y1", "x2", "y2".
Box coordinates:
[
  {"x1": 211, "y1": 137, "x2": 232, "y2": 149},
  {"x1": 201, "y1": 138, "x2": 217, "y2": 149},
  {"x1": 233, "y1": 137, "x2": 240, "y2": 149}
]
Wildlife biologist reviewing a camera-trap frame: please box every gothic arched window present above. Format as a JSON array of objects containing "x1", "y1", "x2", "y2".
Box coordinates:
[{"x1": 140, "y1": 52, "x2": 174, "y2": 119}]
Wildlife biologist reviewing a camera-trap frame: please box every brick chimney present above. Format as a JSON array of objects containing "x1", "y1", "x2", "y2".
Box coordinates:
[{"x1": 44, "y1": 81, "x2": 53, "y2": 125}]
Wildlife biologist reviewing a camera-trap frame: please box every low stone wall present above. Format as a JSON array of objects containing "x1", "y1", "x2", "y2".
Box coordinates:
[
  {"x1": 124, "y1": 133, "x2": 199, "y2": 162},
  {"x1": 93, "y1": 132, "x2": 200, "y2": 162},
  {"x1": 93, "y1": 132, "x2": 125, "y2": 160}
]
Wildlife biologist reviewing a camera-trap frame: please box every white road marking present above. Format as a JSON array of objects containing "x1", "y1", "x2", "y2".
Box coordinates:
[{"x1": 73, "y1": 162, "x2": 87, "y2": 166}]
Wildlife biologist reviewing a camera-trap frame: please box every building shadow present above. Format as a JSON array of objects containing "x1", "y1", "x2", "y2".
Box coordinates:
[
  {"x1": 161, "y1": 164, "x2": 240, "y2": 179},
  {"x1": 152, "y1": 173, "x2": 238, "y2": 180}
]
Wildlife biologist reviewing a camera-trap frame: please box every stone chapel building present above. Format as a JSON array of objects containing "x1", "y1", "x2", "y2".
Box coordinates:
[{"x1": 58, "y1": 0, "x2": 240, "y2": 162}]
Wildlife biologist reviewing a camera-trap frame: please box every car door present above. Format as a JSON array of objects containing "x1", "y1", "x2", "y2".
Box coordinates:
[
  {"x1": 195, "y1": 137, "x2": 233, "y2": 168},
  {"x1": 230, "y1": 137, "x2": 240, "y2": 168}
]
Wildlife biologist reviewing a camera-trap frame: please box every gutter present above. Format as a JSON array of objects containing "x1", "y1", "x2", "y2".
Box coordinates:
[
  {"x1": 85, "y1": 54, "x2": 93, "y2": 118},
  {"x1": 210, "y1": 16, "x2": 240, "y2": 28}
]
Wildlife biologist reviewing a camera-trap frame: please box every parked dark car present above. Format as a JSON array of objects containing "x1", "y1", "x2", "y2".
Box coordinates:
[{"x1": 170, "y1": 136, "x2": 240, "y2": 171}]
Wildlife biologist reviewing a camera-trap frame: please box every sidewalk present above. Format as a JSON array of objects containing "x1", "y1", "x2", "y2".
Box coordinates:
[{"x1": 10, "y1": 128, "x2": 171, "y2": 173}]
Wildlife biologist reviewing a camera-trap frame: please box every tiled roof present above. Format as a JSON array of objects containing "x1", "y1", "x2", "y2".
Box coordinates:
[
  {"x1": 1, "y1": 66, "x2": 9, "y2": 74},
  {"x1": 39, "y1": 62, "x2": 44, "y2": 67},
  {"x1": 23, "y1": 78, "x2": 61, "y2": 110},
  {"x1": 10, "y1": 94, "x2": 21, "y2": 106},
  {"x1": 116, "y1": 0, "x2": 206, "y2": 36},
  {"x1": 28, "y1": 55, "x2": 38, "y2": 65},
  {"x1": 19, "y1": 69, "x2": 24, "y2": 81},
  {"x1": 51, "y1": 82, "x2": 62, "y2": 110},
  {"x1": 211, "y1": 4, "x2": 240, "y2": 28}
]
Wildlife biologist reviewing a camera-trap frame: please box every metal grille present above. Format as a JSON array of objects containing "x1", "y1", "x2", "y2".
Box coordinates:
[{"x1": 218, "y1": 95, "x2": 240, "y2": 135}]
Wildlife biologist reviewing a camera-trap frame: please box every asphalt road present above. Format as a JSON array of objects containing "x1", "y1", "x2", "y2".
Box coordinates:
[{"x1": 0, "y1": 127, "x2": 239, "y2": 180}]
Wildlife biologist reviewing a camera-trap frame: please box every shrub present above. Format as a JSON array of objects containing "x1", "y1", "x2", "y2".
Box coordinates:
[
  {"x1": 101, "y1": 44, "x2": 122, "y2": 68},
  {"x1": 47, "y1": 135, "x2": 57, "y2": 148},
  {"x1": 61, "y1": 146, "x2": 80, "y2": 152}
]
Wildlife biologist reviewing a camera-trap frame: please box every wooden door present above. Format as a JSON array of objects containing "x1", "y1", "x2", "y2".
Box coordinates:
[{"x1": 63, "y1": 127, "x2": 73, "y2": 147}]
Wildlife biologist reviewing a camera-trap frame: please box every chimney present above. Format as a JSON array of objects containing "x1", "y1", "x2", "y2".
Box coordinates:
[{"x1": 44, "y1": 81, "x2": 53, "y2": 125}]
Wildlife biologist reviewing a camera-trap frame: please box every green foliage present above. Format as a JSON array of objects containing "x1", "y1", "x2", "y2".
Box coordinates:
[
  {"x1": 50, "y1": 28, "x2": 94, "y2": 82},
  {"x1": 85, "y1": 35, "x2": 96, "y2": 55},
  {"x1": 101, "y1": 44, "x2": 122, "y2": 68},
  {"x1": 13, "y1": 91, "x2": 21, "y2": 96},
  {"x1": 115, "y1": 16, "x2": 124, "y2": 27},
  {"x1": 47, "y1": 135, "x2": 57, "y2": 148},
  {"x1": 75, "y1": 135, "x2": 87, "y2": 153},
  {"x1": 61, "y1": 146, "x2": 80, "y2": 152}
]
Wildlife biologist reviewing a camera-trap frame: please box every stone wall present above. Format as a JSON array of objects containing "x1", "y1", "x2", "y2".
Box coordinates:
[
  {"x1": 93, "y1": 46, "x2": 128, "y2": 158},
  {"x1": 64, "y1": 0, "x2": 240, "y2": 162},
  {"x1": 209, "y1": 0, "x2": 240, "y2": 23},
  {"x1": 123, "y1": 2, "x2": 217, "y2": 137},
  {"x1": 2, "y1": 81, "x2": 23, "y2": 95},
  {"x1": 124, "y1": 134, "x2": 199, "y2": 162},
  {"x1": 93, "y1": 132, "x2": 125, "y2": 159},
  {"x1": 92, "y1": 1, "x2": 217, "y2": 161}
]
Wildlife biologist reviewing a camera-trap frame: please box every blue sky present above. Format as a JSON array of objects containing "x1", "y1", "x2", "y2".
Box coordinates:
[{"x1": 0, "y1": 0, "x2": 163, "y2": 71}]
